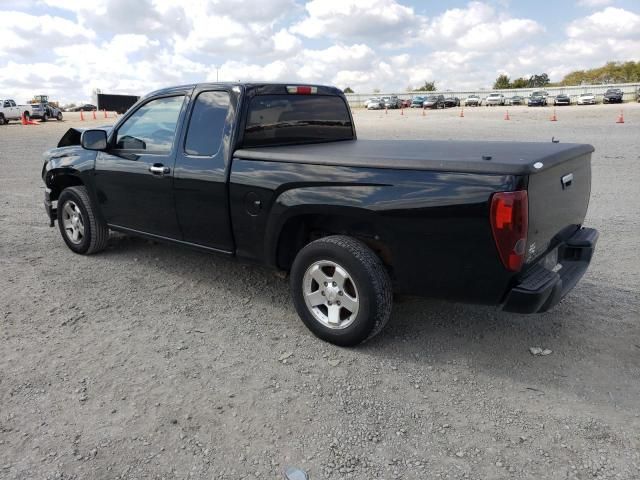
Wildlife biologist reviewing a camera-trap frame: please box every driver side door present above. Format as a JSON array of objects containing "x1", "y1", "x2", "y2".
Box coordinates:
[{"x1": 94, "y1": 94, "x2": 187, "y2": 239}]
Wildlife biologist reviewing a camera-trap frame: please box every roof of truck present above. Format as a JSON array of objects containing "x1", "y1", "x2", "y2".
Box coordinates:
[
  {"x1": 145, "y1": 83, "x2": 345, "y2": 98},
  {"x1": 235, "y1": 139, "x2": 595, "y2": 176}
]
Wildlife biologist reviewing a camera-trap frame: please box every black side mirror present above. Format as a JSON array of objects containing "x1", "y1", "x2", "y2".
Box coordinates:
[{"x1": 81, "y1": 129, "x2": 107, "y2": 151}]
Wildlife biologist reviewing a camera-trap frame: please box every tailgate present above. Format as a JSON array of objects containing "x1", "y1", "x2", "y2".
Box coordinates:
[{"x1": 525, "y1": 152, "x2": 592, "y2": 266}]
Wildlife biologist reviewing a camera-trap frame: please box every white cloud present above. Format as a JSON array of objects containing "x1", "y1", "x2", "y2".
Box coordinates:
[
  {"x1": 291, "y1": 0, "x2": 421, "y2": 41},
  {"x1": 576, "y1": 0, "x2": 614, "y2": 7},
  {"x1": 1, "y1": 0, "x2": 639, "y2": 103}
]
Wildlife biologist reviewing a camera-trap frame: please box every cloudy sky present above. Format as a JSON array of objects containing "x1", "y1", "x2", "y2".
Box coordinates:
[{"x1": 1, "y1": 0, "x2": 639, "y2": 104}]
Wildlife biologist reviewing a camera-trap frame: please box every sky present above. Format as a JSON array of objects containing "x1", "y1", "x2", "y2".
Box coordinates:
[{"x1": 1, "y1": 0, "x2": 639, "y2": 104}]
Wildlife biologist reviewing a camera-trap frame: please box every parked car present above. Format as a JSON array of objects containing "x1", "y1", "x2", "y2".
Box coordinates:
[
  {"x1": 577, "y1": 93, "x2": 596, "y2": 105},
  {"x1": 42, "y1": 82, "x2": 598, "y2": 346},
  {"x1": 603, "y1": 89, "x2": 623, "y2": 104},
  {"x1": 422, "y1": 94, "x2": 445, "y2": 109},
  {"x1": 365, "y1": 98, "x2": 383, "y2": 110},
  {"x1": 554, "y1": 94, "x2": 571, "y2": 106},
  {"x1": 410, "y1": 96, "x2": 425, "y2": 108},
  {"x1": 400, "y1": 98, "x2": 411, "y2": 108},
  {"x1": 528, "y1": 95, "x2": 547, "y2": 107},
  {"x1": 70, "y1": 104, "x2": 98, "y2": 112},
  {"x1": 507, "y1": 96, "x2": 524, "y2": 106},
  {"x1": 0, "y1": 98, "x2": 33, "y2": 124},
  {"x1": 485, "y1": 93, "x2": 505, "y2": 106},
  {"x1": 444, "y1": 97, "x2": 460, "y2": 108},
  {"x1": 381, "y1": 96, "x2": 402, "y2": 109},
  {"x1": 464, "y1": 94, "x2": 481, "y2": 107},
  {"x1": 531, "y1": 91, "x2": 549, "y2": 101}
]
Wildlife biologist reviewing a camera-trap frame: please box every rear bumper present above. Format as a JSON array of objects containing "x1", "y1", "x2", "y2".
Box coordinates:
[{"x1": 502, "y1": 227, "x2": 598, "y2": 314}]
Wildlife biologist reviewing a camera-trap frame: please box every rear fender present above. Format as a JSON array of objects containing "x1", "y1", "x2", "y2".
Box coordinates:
[{"x1": 265, "y1": 185, "x2": 392, "y2": 269}]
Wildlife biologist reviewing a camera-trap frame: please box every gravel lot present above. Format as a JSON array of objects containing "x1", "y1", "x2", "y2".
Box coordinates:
[{"x1": 1, "y1": 104, "x2": 639, "y2": 480}]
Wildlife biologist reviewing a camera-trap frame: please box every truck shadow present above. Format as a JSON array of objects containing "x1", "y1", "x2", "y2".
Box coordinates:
[{"x1": 104, "y1": 234, "x2": 639, "y2": 409}]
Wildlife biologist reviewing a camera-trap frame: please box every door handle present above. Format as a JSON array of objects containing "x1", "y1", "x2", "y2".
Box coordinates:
[{"x1": 149, "y1": 164, "x2": 170, "y2": 175}]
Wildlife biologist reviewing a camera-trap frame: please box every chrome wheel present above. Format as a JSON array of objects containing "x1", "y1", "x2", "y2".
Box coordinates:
[
  {"x1": 302, "y1": 260, "x2": 359, "y2": 329},
  {"x1": 61, "y1": 200, "x2": 85, "y2": 244}
]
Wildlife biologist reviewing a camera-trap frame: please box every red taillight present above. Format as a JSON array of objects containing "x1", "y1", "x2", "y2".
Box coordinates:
[
  {"x1": 286, "y1": 85, "x2": 317, "y2": 94},
  {"x1": 490, "y1": 190, "x2": 528, "y2": 272}
]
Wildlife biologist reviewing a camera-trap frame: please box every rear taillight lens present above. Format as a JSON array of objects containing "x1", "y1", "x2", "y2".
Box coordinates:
[
  {"x1": 490, "y1": 190, "x2": 528, "y2": 272},
  {"x1": 286, "y1": 86, "x2": 317, "y2": 94}
]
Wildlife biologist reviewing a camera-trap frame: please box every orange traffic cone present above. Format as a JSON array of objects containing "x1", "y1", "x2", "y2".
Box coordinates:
[
  {"x1": 422, "y1": 107, "x2": 425, "y2": 116},
  {"x1": 459, "y1": 108, "x2": 464, "y2": 118},
  {"x1": 385, "y1": 106, "x2": 388, "y2": 115},
  {"x1": 616, "y1": 110, "x2": 624, "y2": 124},
  {"x1": 400, "y1": 106, "x2": 404, "y2": 115},
  {"x1": 80, "y1": 110, "x2": 85, "y2": 121},
  {"x1": 550, "y1": 109, "x2": 557, "y2": 121},
  {"x1": 92, "y1": 110, "x2": 97, "y2": 120},
  {"x1": 103, "y1": 109, "x2": 108, "y2": 119},
  {"x1": 504, "y1": 110, "x2": 510, "y2": 120},
  {"x1": 21, "y1": 112, "x2": 28, "y2": 125}
]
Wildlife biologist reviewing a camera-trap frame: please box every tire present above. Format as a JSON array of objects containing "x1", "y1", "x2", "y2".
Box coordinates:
[
  {"x1": 57, "y1": 186, "x2": 109, "y2": 255},
  {"x1": 0, "y1": 114, "x2": 5, "y2": 125},
  {"x1": 42, "y1": 113, "x2": 49, "y2": 122},
  {"x1": 290, "y1": 235, "x2": 393, "y2": 346},
  {"x1": 56, "y1": 112, "x2": 63, "y2": 121}
]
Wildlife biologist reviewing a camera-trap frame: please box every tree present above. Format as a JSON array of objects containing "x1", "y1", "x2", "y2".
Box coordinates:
[
  {"x1": 372, "y1": 88, "x2": 381, "y2": 94},
  {"x1": 560, "y1": 61, "x2": 640, "y2": 85},
  {"x1": 528, "y1": 73, "x2": 550, "y2": 88},
  {"x1": 493, "y1": 74, "x2": 511, "y2": 89},
  {"x1": 343, "y1": 87, "x2": 354, "y2": 94},
  {"x1": 511, "y1": 77, "x2": 528, "y2": 89},
  {"x1": 415, "y1": 80, "x2": 436, "y2": 92}
]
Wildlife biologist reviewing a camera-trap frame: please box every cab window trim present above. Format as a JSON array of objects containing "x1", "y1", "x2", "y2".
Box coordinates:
[{"x1": 110, "y1": 93, "x2": 188, "y2": 155}]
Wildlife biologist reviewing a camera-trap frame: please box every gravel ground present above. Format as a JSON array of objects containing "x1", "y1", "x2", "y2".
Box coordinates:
[{"x1": 1, "y1": 104, "x2": 639, "y2": 480}]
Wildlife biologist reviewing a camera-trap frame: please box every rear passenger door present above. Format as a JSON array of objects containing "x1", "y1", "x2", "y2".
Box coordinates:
[{"x1": 173, "y1": 89, "x2": 235, "y2": 252}]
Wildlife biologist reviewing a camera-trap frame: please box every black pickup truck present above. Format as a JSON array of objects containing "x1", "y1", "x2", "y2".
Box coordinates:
[{"x1": 42, "y1": 83, "x2": 598, "y2": 346}]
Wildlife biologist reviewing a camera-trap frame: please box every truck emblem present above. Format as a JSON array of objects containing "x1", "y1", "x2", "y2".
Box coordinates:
[{"x1": 561, "y1": 173, "x2": 573, "y2": 189}]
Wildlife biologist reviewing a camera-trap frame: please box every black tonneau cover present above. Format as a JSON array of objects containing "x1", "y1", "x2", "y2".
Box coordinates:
[{"x1": 234, "y1": 139, "x2": 594, "y2": 175}]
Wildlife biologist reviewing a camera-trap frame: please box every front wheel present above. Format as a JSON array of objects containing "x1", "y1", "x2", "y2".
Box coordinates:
[
  {"x1": 290, "y1": 235, "x2": 393, "y2": 346},
  {"x1": 56, "y1": 112, "x2": 63, "y2": 121},
  {"x1": 57, "y1": 186, "x2": 109, "y2": 254}
]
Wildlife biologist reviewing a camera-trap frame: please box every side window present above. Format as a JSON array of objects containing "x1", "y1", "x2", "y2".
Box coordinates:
[
  {"x1": 3, "y1": 101, "x2": 10, "y2": 108},
  {"x1": 115, "y1": 95, "x2": 184, "y2": 153},
  {"x1": 9, "y1": 100, "x2": 16, "y2": 107},
  {"x1": 184, "y1": 91, "x2": 230, "y2": 156}
]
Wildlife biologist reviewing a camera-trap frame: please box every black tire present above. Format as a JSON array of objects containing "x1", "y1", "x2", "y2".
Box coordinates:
[
  {"x1": 290, "y1": 235, "x2": 392, "y2": 346},
  {"x1": 57, "y1": 186, "x2": 109, "y2": 255},
  {"x1": 56, "y1": 112, "x2": 63, "y2": 121},
  {"x1": 0, "y1": 114, "x2": 5, "y2": 125},
  {"x1": 42, "y1": 113, "x2": 48, "y2": 122}
]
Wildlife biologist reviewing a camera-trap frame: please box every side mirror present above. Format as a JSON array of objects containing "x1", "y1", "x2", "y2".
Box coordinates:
[{"x1": 81, "y1": 129, "x2": 107, "y2": 151}]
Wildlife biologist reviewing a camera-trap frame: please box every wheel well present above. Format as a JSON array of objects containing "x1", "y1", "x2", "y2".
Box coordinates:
[
  {"x1": 276, "y1": 214, "x2": 394, "y2": 273},
  {"x1": 48, "y1": 173, "x2": 84, "y2": 201}
]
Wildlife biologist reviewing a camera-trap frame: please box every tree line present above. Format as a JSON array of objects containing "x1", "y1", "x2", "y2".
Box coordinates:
[{"x1": 342, "y1": 61, "x2": 640, "y2": 94}]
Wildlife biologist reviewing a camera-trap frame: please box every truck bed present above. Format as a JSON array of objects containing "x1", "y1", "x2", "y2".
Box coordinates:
[{"x1": 235, "y1": 139, "x2": 594, "y2": 175}]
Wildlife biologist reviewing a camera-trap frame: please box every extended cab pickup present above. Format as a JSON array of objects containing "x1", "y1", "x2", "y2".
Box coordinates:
[
  {"x1": 42, "y1": 83, "x2": 598, "y2": 346},
  {"x1": 0, "y1": 99, "x2": 32, "y2": 124}
]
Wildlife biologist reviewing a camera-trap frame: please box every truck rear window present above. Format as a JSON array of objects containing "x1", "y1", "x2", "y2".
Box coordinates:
[{"x1": 242, "y1": 95, "x2": 353, "y2": 147}]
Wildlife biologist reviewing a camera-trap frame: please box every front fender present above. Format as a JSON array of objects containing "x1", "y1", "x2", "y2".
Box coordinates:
[{"x1": 42, "y1": 146, "x2": 97, "y2": 194}]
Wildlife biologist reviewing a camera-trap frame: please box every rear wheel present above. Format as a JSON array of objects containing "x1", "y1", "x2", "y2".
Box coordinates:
[
  {"x1": 42, "y1": 113, "x2": 49, "y2": 122},
  {"x1": 56, "y1": 112, "x2": 63, "y2": 121},
  {"x1": 290, "y1": 235, "x2": 392, "y2": 346},
  {"x1": 0, "y1": 114, "x2": 5, "y2": 125},
  {"x1": 57, "y1": 186, "x2": 109, "y2": 254}
]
